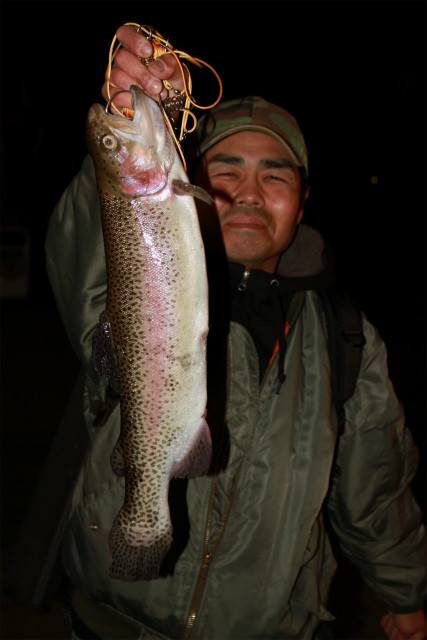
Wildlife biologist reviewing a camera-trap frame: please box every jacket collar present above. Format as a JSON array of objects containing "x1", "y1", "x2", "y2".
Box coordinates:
[{"x1": 229, "y1": 224, "x2": 336, "y2": 295}]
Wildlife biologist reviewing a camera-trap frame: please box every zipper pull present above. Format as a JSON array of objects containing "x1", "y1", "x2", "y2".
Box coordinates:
[
  {"x1": 237, "y1": 269, "x2": 251, "y2": 291},
  {"x1": 202, "y1": 552, "x2": 212, "y2": 570}
]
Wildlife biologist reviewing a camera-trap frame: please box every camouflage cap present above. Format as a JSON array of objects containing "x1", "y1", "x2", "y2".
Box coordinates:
[{"x1": 195, "y1": 96, "x2": 308, "y2": 173}]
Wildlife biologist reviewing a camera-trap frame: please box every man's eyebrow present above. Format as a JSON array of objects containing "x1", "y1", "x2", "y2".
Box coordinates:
[
  {"x1": 259, "y1": 158, "x2": 297, "y2": 170},
  {"x1": 206, "y1": 154, "x2": 296, "y2": 170},
  {"x1": 206, "y1": 153, "x2": 244, "y2": 166}
]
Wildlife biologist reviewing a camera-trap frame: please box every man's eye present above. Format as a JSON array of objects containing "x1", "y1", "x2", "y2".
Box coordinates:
[
  {"x1": 212, "y1": 171, "x2": 237, "y2": 178},
  {"x1": 266, "y1": 174, "x2": 286, "y2": 182}
]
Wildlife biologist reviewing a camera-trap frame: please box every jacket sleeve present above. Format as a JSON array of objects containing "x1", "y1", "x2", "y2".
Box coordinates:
[
  {"x1": 45, "y1": 155, "x2": 106, "y2": 375},
  {"x1": 326, "y1": 316, "x2": 426, "y2": 613}
]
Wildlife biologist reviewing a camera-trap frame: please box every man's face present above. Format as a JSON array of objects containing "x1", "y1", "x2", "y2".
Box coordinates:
[{"x1": 202, "y1": 131, "x2": 306, "y2": 273}]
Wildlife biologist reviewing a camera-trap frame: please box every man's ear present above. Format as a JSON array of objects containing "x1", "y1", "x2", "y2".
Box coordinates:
[{"x1": 297, "y1": 185, "x2": 310, "y2": 224}]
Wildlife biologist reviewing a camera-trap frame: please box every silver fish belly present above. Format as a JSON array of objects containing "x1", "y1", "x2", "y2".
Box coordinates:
[{"x1": 86, "y1": 86, "x2": 211, "y2": 581}]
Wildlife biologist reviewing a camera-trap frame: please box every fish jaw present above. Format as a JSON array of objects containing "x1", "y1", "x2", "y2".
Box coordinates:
[
  {"x1": 86, "y1": 87, "x2": 174, "y2": 197},
  {"x1": 119, "y1": 167, "x2": 168, "y2": 197}
]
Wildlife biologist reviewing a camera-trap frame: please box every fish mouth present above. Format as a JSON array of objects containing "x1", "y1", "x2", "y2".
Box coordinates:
[{"x1": 114, "y1": 88, "x2": 168, "y2": 197}]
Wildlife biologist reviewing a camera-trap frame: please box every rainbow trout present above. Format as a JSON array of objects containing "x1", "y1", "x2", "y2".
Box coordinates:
[{"x1": 86, "y1": 86, "x2": 212, "y2": 581}]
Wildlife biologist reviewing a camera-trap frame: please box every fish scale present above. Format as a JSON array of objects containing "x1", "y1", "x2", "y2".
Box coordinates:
[{"x1": 86, "y1": 86, "x2": 212, "y2": 581}]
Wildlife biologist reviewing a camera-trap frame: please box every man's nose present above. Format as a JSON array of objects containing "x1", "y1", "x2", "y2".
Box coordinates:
[{"x1": 233, "y1": 176, "x2": 264, "y2": 206}]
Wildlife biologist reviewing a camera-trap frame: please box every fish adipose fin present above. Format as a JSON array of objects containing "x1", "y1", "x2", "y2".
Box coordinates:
[
  {"x1": 172, "y1": 179, "x2": 214, "y2": 205},
  {"x1": 109, "y1": 519, "x2": 172, "y2": 582},
  {"x1": 92, "y1": 310, "x2": 122, "y2": 395},
  {"x1": 172, "y1": 419, "x2": 212, "y2": 478}
]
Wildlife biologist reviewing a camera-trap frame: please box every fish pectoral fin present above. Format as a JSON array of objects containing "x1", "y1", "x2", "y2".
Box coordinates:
[
  {"x1": 110, "y1": 441, "x2": 125, "y2": 476},
  {"x1": 172, "y1": 179, "x2": 214, "y2": 205},
  {"x1": 172, "y1": 419, "x2": 212, "y2": 479},
  {"x1": 92, "y1": 310, "x2": 122, "y2": 395}
]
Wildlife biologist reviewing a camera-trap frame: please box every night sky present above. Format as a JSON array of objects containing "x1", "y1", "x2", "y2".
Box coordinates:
[{"x1": 1, "y1": 0, "x2": 426, "y2": 491}]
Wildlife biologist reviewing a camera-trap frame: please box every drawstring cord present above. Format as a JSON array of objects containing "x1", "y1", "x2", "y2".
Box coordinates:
[{"x1": 270, "y1": 279, "x2": 287, "y2": 394}]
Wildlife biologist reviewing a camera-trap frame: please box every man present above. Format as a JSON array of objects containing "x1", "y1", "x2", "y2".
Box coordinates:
[{"x1": 44, "y1": 24, "x2": 426, "y2": 639}]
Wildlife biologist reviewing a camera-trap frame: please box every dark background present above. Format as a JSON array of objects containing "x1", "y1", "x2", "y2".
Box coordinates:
[{"x1": 0, "y1": 1, "x2": 425, "y2": 638}]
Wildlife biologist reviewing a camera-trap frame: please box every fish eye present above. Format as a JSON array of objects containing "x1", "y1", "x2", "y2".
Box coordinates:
[{"x1": 102, "y1": 134, "x2": 118, "y2": 151}]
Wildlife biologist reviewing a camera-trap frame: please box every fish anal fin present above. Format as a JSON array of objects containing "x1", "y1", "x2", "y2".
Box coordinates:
[
  {"x1": 172, "y1": 179, "x2": 214, "y2": 205},
  {"x1": 172, "y1": 419, "x2": 212, "y2": 479},
  {"x1": 109, "y1": 519, "x2": 172, "y2": 582}
]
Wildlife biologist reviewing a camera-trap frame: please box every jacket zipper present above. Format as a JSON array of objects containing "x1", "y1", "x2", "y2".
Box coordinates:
[
  {"x1": 183, "y1": 280, "x2": 302, "y2": 637},
  {"x1": 183, "y1": 471, "x2": 238, "y2": 639},
  {"x1": 185, "y1": 270, "x2": 279, "y2": 636},
  {"x1": 237, "y1": 269, "x2": 251, "y2": 291}
]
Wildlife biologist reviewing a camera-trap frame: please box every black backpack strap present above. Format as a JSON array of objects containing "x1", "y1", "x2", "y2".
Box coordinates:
[{"x1": 318, "y1": 289, "x2": 366, "y2": 433}]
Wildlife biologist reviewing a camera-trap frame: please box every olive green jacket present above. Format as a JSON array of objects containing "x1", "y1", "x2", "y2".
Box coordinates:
[{"x1": 45, "y1": 156, "x2": 425, "y2": 639}]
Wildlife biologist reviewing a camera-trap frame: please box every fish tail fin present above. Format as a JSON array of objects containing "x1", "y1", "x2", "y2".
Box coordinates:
[
  {"x1": 172, "y1": 419, "x2": 212, "y2": 479},
  {"x1": 109, "y1": 516, "x2": 172, "y2": 582}
]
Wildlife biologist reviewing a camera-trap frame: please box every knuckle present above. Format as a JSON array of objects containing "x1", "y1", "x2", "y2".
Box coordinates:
[
  {"x1": 109, "y1": 68, "x2": 131, "y2": 90},
  {"x1": 114, "y1": 47, "x2": 131, "y2": 68},
  {"x1": 161, "y1": 53, "x2": 176, "y2": 71}
]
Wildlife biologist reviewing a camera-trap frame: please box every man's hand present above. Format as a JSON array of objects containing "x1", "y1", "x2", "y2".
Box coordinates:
[
  {"x1": 381, "y1": 610, "x2": 427, "y2": 640},
  {"x1": 101, "y1": 24, "x2": 184, "y2": 111}
]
